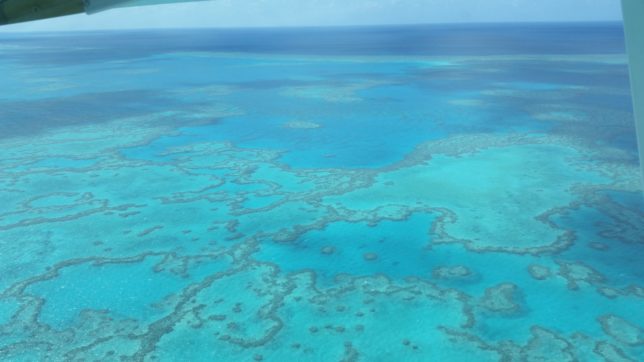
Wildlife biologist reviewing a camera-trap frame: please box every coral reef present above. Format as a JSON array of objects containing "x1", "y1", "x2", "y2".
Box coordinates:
[{"x1": 0, "y1": 35, "x2": 642, "y2": 361}]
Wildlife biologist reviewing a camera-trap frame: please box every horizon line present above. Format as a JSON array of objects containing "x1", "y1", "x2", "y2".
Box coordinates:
[{"x1": 0, "y1": 19, "x2": 624, "y2": 34}]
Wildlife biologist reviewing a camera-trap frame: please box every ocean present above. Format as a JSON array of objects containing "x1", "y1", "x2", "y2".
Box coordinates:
[{"x1": 0, "y1": 23, "x2": 642, "y2": 361}]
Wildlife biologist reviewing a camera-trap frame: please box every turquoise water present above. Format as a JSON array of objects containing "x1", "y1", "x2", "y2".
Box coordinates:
[{"x1": 0, "y1": 24, "x2": 643, "y2": 361}]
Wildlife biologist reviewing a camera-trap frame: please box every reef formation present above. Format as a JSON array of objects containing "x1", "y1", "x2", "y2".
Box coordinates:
[{"x1": 0, "y1": 28, "x2": 642, "y2": 361}]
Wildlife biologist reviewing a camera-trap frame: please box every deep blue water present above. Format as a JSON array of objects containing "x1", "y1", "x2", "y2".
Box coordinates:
[{"x1": 0, "y1": 22, "x2": 626, "y2": 62}]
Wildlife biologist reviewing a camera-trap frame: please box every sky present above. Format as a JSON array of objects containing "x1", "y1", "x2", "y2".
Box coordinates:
[{"x1": 1, "y1": 0, "x2": 623, "y2": 32}]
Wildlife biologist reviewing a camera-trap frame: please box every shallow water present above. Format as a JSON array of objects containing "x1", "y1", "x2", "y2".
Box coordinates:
[{"x1": 0, "y1": 23, "x2": 643, "y2": 361}]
